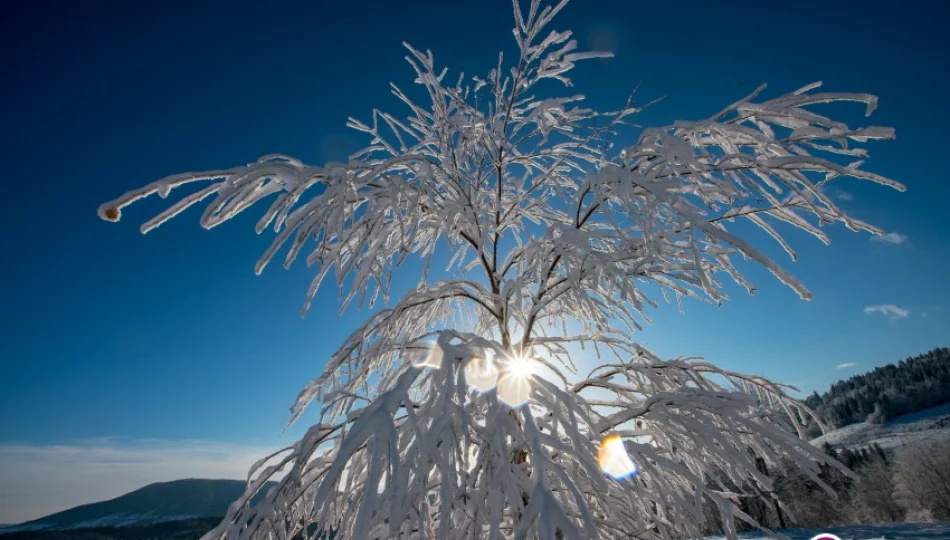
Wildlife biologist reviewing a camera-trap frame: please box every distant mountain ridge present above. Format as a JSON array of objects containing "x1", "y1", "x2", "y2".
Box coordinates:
[
  {"x1": 0, "y1": 517, "x2": 222, "y2": 540},
  {"x1": 2, "y1": 479, "x2": 272, "y2": 533}
]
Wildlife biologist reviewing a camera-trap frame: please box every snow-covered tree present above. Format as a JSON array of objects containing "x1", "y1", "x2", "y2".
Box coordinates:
[{"x1": 97, "y1": 1, "x2": 903, "y2": 538}]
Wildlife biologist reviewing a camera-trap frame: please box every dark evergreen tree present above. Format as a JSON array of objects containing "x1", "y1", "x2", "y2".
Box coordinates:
[{"x1": 807, "y1": 348, "x2": 950, "y2": 428}]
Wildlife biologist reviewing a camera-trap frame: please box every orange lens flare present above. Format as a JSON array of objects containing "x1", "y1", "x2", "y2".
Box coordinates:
[{"x1": 598, "y1": 434, "x2": 638, "y2": 480}]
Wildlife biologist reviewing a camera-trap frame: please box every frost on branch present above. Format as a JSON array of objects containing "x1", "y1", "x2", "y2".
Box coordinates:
[{"x1": 99, "y1": 0, "x2": 901, "y2": 538}]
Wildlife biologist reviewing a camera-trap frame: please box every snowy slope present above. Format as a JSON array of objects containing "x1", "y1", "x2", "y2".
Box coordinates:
[
  {"x1": 0, "y1": 479, "x2": 273, "y2": 532},
  {"x1": 811, "y1": 403, "x2": 950, "y2": 450},
  {"x1": 707, "y1": 522, "x2": 950, "y2": 540}
]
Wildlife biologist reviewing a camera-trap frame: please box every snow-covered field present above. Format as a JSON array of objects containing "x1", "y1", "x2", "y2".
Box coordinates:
[
  {"x1": 811, "y1": 403, "x2": 950, "y2": 450},
  {"x1": 708, "y1": 522, "x2": 950, "y2": 540}
]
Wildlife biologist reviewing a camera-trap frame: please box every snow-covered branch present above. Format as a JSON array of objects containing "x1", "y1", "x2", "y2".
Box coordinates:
[{"x1": 98, "y1": 0, "x2": 902, "y2": 538}]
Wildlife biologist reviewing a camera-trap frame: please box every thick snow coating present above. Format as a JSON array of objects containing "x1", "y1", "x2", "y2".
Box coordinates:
[{"x1": 98, "y1": 1, "x2": 903, "y2": 538}]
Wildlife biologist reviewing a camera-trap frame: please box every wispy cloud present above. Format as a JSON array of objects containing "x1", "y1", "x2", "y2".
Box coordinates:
[
  {"x1": 863, "y1": 304, "x2": 910, "y2": 320},
  {"x1": 836, "y1": 362, "x2": 858, "y2": 370},
  {"x1": 871, "y1": 232, "x2": 908, "y2": 245},
  {"x1": 833, "y1": 190, "x2": 854, "y2": 201},
  {"x1": 0, "y1": 438, "x2": 281, "y2": 525}
]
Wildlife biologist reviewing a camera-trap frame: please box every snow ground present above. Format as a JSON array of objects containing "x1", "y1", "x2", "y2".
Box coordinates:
[
  {"x1": 0, "y1": 513, "x2": 198, "y2": 533},
  {"x1": 810, "y1": 403, "x2": 950, "y2": 450},
  {"x1": 708, "y1": 521, "x2": 950, "y2": 540}
]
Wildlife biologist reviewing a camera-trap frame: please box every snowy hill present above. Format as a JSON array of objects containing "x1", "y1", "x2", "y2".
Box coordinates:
[
  {"x1": 0, "y1": 479, "x2": 272, "y2": 533},
  {"x1": 708, "y1": 522, "x2": 950, "y2": 540},
  {"x1": 0, "y1": 517, "x2": 222, "y2": 540},
  {"x1": 811, "y1": 402, "x2": 950, "y2": 450}
]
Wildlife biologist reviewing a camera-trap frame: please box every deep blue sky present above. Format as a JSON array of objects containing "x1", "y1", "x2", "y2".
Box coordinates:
[{"x1": 1, "y1": 0, "x2": 948, "y2": 522}]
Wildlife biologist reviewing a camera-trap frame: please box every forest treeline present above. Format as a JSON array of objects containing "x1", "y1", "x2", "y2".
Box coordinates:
[
  {"x1": 706, "y1": 438, "x2": 950, "y2": 533},
  {"x1": 703, "y1": 346, "x2": 950, "y2": 533},
  {"x1": 803, "y1": 347, "x2": 950, "y2": 430}
]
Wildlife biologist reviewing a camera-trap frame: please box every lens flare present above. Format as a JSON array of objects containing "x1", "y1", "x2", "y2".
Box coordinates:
[
  {"x1": 598, "y1": 434, "x2": 638, "y2": 480},
  {"x1": 497, "y1": 352, "x2": 536, "y2": 407},
  {"x1": 506, "y1": 353, "x2": 536, "y2": 378},
  {"x1": 465, "y1": 354, "x2": 499, "y2": 393},
  {"x1": 412, "y1": 342, "x2": 444, "y2": 369}
]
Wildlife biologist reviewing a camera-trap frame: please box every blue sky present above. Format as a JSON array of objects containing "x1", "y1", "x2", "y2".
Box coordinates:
[{"x1": 1, "y1": 0, "x2": 948, "y2": 523}]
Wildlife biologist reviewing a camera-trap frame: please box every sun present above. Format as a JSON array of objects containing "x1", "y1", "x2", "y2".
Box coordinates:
[
  {"x1": 496, "y1": 351, "x2": 537, "y2": 407},
  {"x1": 505, "y1": 352, "x2": 536, "y2": 378}
]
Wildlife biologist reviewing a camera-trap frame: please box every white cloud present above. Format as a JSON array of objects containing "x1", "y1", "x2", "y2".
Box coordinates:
[
  {"x1": 836, "y1": 362, "x2": 858, "y2": 370},
  {"x1": 0, "y1": 438, "x2": 281, "y2": 525},
  {"x1": 871, "y1": 232, "x2": 908, "y2": 245},
  {"x1": 863, "y1": 304, "x2": 910, "y2": 320},
  {"x1": 834, "y1": 190, "x2": 854, "y2": 201}
]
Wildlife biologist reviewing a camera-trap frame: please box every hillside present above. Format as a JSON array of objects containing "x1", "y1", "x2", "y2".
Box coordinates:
[
  {"x1": 0, "y1": 517, "x2": 221, "y2": 540},
  {"x1": 811, "y1": 402, "x2": 950, "y2": 450},
  {"x1": 708, "y1": 522, "x2": 950, "y2": 540},
  {"x1": 1, "y1": 479, "x2": 272, "y2": 532},
  {"x1": 804, "y1": 347, "x2": 950, "y2": 430}
]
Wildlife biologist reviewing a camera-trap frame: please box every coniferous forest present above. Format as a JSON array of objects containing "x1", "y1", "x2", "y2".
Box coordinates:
[
  {"x1": 715, "y1": 347, "x2": 950, "y2": 531},
  {"x1": 803, "y1": 347, "x2": 950, "y2": 429}
]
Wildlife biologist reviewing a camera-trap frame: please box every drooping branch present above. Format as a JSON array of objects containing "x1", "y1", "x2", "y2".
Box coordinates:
[{"x1": 96, "y1": 0, "x2": 900, "y2": 538}]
